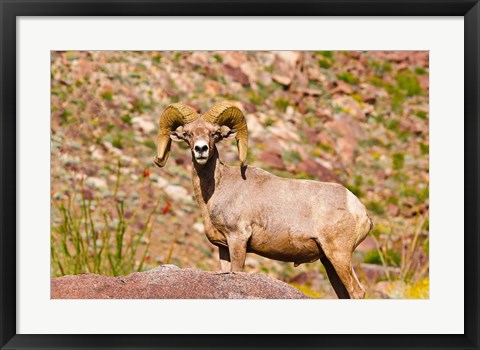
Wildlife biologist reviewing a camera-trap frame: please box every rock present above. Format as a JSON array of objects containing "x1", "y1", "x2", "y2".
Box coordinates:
[
  {"x1": 355, "y1": 236, "x2": 377, "y2": 253},
  {"x1": 204, "y1": 80, "x2": 222, "y2": 95},
  {"x1": 268, "y1": 120, "x2": 301, "y2": 143},
  {"x1": 295, "y1": 87, "x2": 323, "y2": 96},
  {"x1": 90, "y1": 147, "x2": 104, "y2": 161},
  {"x1": 418, "y1": 74, "x2": 429, "y2": 91},
  {"x1": 243, "y1": 102, "x2": 257, "y2": 113},
  {"x1": 132, "y1": 116, "x2": 156, "y2": 134},
  {"x1": 158, "y1": 264, "x2": 180, "y2": 270},
  {"x1": 58, "y1": 154, "x2": 81, "y2": 166},
  {"x1": 239, "y1": 62, "x2": 258, "y2": 84},
  {"x1": 358, "y1": 83, "x2": 380, "y2": 104},
  {"x1": 289, "y1": 271, "x2": 325, "y2": 290},
  {"x1": 303, "y1": 127, "x2": 319, "y2": 144},
  {"x1": 155, "y1": 176, "x2": 169, "y2": 189},
  {"x1": 338, "y1": 138, "x2": 356, "y2": 164},
  {"x1": 297, "y1": 158, "x2": 341, "y2": 183},
  {"x1": 325, "y1": 113, "x2": 365, "y2": 163},
  {"x1": 223, "y1": 51, "x2": 247, "y2": 68},
  {"x1": 258, "y1": 150, "x2": 285, "y2": 170},
  {"x1": 192, "y1": 221, "x2": 205, "y2": 234},
  {"x1": 189, "y1": 51, "x2": 208, "y2": 66},
  {"x1": 357, "y1": 263, "x2": 401, "y2": 282},
  {"x1": 387, "y1": 203, "x2": 400, "y2": 216},
  {"x1": 271, "y1": 51, "x2": 300, "y2": 86},
  {"x1": 258, "y1": 72, "x2": 273, "y2": 86},
  {"x1": 332, "y1": 95, "x2": 366, "y2": 121},
  {"x1": 262, "y1": 135, "x2": 284, "y2": 154},
  {"x1": 85, "y1": 177, "x2": 108, "y2": 189},
  {"x1": 102, "y1": 141, "x2": 138, "y2": 165},
  {"x1": 331, "y1": 80, "x2": 353, "y2": 95},
  {"x1": 272, "y1": 74, "x2": 292, "y2": 86},
  {"x1": 374, "y1": 280, "x2": 406, "y2": 299},
  {"x1": 51, "y1": 266, "x2": 308, "y2": 299},
  {"x1": 275, "y1": 51, "x2": 301, "y2": 67},
  {"x1": 164, "y1": 184, "x2": 193, "y2": 204},
  {"x1": 245, "y1": 113, "x2": 264, "y2": 140},
  {"x1": 245, "y1": 257, "x2": 260, "y2": 268},
  {"x1": 223, "y1": 64, "x2": 250, "y2": 86}
]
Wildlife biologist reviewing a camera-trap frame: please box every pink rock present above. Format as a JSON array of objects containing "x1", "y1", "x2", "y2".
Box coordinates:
[
  {"x1": 357, "y1": 263, "x2": 401, "y2": 283},
  {"x1": 355, "y1": 236, "x2": 377, "y2": 253},
  {"x1": 258, "y1": 150, "x2": 285, "y2": 170},
  {"x1": 223, "y1": 64, "x2": 250, "y2": 86},
  {"x1": 51, "y1": 266, "x2": 308, "y2": 299},
  {"x1": 297, "y1": 159, "x2": 341, "y2": 183}
]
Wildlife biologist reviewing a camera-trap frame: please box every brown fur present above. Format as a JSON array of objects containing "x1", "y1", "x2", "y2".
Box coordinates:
[{"x1": 165, "y1": 117, "x2": 372, "y2": 299}]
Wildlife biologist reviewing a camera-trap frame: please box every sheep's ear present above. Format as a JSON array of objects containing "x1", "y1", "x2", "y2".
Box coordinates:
[
  {"x1": 220, "y1": 125, "x2": 237, "y2": 140},
  {"x1": 170, "y1": 126, "x2": 186, "y2": 142}
]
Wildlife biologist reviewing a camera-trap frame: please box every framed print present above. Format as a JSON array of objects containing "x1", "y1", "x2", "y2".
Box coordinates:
[{"x1": 1, "y1": 1, "x2": 479, "y2": 349}]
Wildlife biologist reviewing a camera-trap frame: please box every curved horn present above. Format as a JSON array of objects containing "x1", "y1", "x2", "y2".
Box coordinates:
[
  {"x1": 203, "y1": 102, "x2": 248, "y2": 166},
  {"x1": 154, "y1": 103, "x2": 199, "y2": 167}
]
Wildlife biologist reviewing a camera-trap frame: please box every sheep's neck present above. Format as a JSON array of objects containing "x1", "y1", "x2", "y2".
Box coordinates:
[
  {"x1": 191, "y1": 147, "x2": 229, "y2": 246},
  {"x1": 192, "y1": 146, "x2": 223, "y2": 205}
]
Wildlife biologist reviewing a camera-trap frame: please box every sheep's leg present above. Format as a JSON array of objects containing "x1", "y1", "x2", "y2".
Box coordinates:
[
  {"x1": 219, "y1": 246, "x2": 231, "y2": 272},
  {"x1": 227, "y1": 236, "x2": 249, "y2": 272},
  {"x1": 320, "y1": 256, "x2": 350, "y2": 299},
  {"x1": 327, "y1": 252, "x2": 366, "y2": 299}
]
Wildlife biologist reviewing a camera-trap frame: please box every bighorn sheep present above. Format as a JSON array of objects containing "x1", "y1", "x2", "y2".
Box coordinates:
[{"x1": 154, "y1": 102, "x2": 372, "y2": 299}]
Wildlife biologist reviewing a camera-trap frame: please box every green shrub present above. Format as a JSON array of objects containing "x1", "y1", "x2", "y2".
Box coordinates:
[
  {"x1": 364, "y1": 249, "x2": 401, "y2": 267},
  {"x1": 337, "y1": 72, "x2": 359, "y2": 85},
  {"x1": 51, "y1": 162, "x2": 161, "y2": 277},
  {"x1": 275, "y1": 98, "x2": 290, "y2": 112},
  {"x1": 396, "y1": 70, "x2": 423, "y2": 96},
  {"x1": 392, "y1": 152, "x2": 405, "y2": 170}
]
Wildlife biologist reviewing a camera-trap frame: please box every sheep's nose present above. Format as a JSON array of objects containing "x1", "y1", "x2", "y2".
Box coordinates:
[{"x1": 195, "y1": 145, "x2": 209, "y2": 153}]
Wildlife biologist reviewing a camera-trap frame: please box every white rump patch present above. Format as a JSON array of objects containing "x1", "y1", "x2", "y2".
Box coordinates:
[{"x1": 346, "y1": 189, "x2": 363, "y2": 217}]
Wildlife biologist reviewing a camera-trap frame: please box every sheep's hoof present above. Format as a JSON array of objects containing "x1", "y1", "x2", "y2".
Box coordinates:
[{"x1": 215, "y1": 271, "x2": 235, "y2": 275}]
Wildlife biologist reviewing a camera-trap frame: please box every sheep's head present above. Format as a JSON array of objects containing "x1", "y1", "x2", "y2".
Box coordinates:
[{"x1": 154, "y1": 102, "x2": 248, "y2": 167}]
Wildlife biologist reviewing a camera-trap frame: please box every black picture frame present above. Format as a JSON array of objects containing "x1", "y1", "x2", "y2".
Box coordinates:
[{"x1": 1, "y1": 1, "x2": 478, "y2": 349}]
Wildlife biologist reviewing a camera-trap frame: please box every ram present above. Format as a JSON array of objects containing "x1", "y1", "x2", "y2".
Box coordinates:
[{"x1": 154, "y1": 102, "x2": 372, "y2": 299}]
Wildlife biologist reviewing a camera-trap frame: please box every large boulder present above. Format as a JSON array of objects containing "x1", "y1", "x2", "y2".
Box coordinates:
[{"x1": 51, "y1": 265, "x2": 308, "y2": 299}]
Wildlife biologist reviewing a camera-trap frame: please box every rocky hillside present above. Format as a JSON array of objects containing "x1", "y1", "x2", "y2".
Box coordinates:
[{"x1": 51, "y1": 51, "x2": 429, "y2": 299}]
